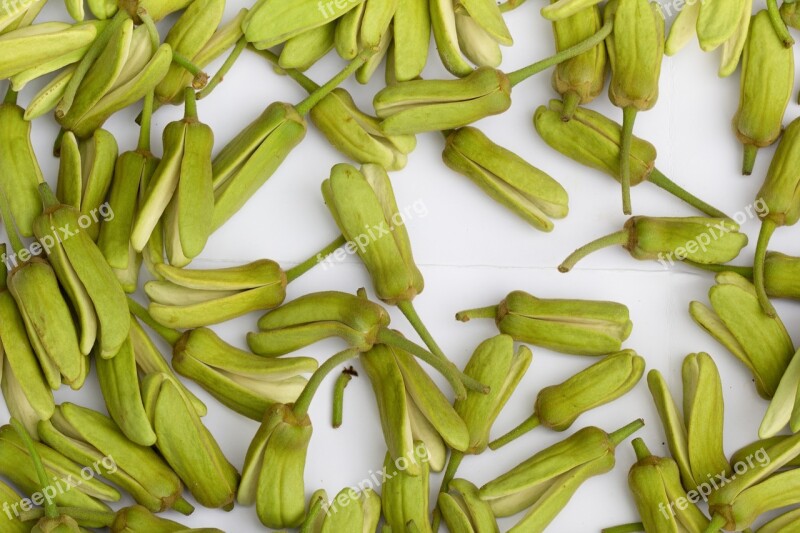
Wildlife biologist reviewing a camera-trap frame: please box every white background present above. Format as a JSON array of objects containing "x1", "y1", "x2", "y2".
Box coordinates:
[{"x1": 4, "y1": 0, "x2": 800, "y2": 531}]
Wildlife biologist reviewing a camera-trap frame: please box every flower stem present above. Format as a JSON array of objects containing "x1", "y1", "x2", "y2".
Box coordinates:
[
  {"x1": 138, "y1": 90, "x2": 155, "y2": 152},
  {"x1": 127, "y1": 297, "x2": 182, "y2": 345},
  {"x1": 602, "y1": 523, "x2": 645, "y2": 533},
  {"x1": 198, "y1": 36, "x2": 248, "y2": 100},
  {"x1": 609, "y1": 418, "x2": 645, "y2": 446},
  {"x1": 285, "y1": 235, "x2": 346, "y2": 283},
  {"x1": 3, "y1": 85, "x2": 17, "y2": 105},
  {"x1": 506, "y1": 20, "x2": 612, "y2": 87},
  {"x1": 11, "y1": 418, "x2": 58, "y2": 519},
  {"x1": 172, "y1": 51, "x2": 208, "y2": 90},
  {"x1": 559, "y1": 230, "x2": 630, "y2": 273},
  {"x1": 704, "y1": 514, "x2": 727, "y2": 533},
  {"x1": 136, "y1": 9, "x2": 160, "y2": 52},
  {"x1": 648, "y1": 168, "x2": 729, "y2": 219},
  {"x1": 397, "y1": 300, "x2": 449, "y2": 363},
  {"x1": 767, "y1": 0, "x2": 795, "y2": 47},
  {"x1": 620, "y1": 106, "x2": 637, "y2": 215},
  {"x1": 561, "y1": 91, "x2": 581, "y2": 121},
  {"x1": 256, "y1": 49, "x2": 321, "y2": 94},
  {"x1": 293, "y1": 347, "x2": 361, "y2": 418},
  {"x1": 755, "y1": 219, "x2": 778, "y2": 318},
  {"x1": 332, "y1": 368, "x2": 354, "y2": 428},
  {"x1": 183, "y1": 87, "x2": 198, "y2": 120},
  {"x1": 0, "y1": 187, "x2": 25, "y2": 256},
  {"x1": 439, "y1": 450, "x2": 464, "y2": 495},
  {"x1": 489, "y1": 413, "x2": 541, "y2": 450},
  {"x1": 19, "y1": 507, "x2": 116, "y2": 527},
  {"x1": 631, "y1": 437, "x2": 651, "y2": 461},
  {"x1": 455, "y1": 306, "x2": 498, "y2": 322},
  {"x1": 295, "y1": 51, "x2": 375, "y2": 116},
  {"x1": 742, "y1": 144, "x2": 758, "y2": 176}
]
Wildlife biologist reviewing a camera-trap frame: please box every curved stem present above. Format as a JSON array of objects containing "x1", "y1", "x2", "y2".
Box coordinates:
[
  {"x1": 742, "y1": 144, "x2": 758, "y2": 176},
  {"x1": 602, "y1": 523, "x2": 645, "y2": 533},
  {"x1": 609, "y1": 418, "x2": 645, "y2": 447},
  {"x1": 256, "y1": 49, "x2": 321, "y2": 94},
  {"x1": 560, "y1": 91, "x2": 581, "y2": 121},
  {"x1": 455, "y1": 306, "x2": 498, "y2": 322},
  {"x1": 488, "y1": 413, "x2": 540, "y2": 450},
  {"x1": 198, "y1": 36, "x2": 248, "y2": 100},
  {"x1": 11, "y1": 418, "x2": 58, "y2": 519},
  {"x1": 138, "y1": 90, "x2": 154, "y2": 152},
  {"x1": 558, "y1": 230, "x2": 629, "y2": 273},
  {"x1": 295, "y1": 50, "x2": 374, "y2": 116},
  {"x1": 499, "y1": 0, "x2": 529, "y2": 12},
  {"x1": 631, "y1": 437, "x2": 651, "y2": 461},
  {"x1": 332, "y1": 369, "x2": 354, "y2": 428},
  {"x1": 620, "y1": 107, "x2": 637, "y2": 215},
  {"x1": 397, "y1": 300, "x2": 449, "y2": 363},
  {"x1": 682, "y1": 260, "x2": 753, "y2": 279},
  {"x1": 127, "y1": 297, "x2": 182, "y2": 345},
  {"x1": 506, "y1": 20, "x2": 612, "y2": 86},
  {"x1": 58, "y1": 10, "x2": 129, "y2": 118},
  {"x1": 754, "y1": 219, "x2": 778, "y2": 317},
  {"x1": 648, "y1": 168, "x2": 729, "y2": 219},
  {"x1": 172, "y1": 51, "x2": 208, "y2": 90},
  {"x1": 136, "y1": 9, "x2": 160, "y2": 52},
  {"x1": 377, "y1": 329, "x2": 489, "y2": 400},
  {"x1": 3, "y1": 85, "x2": 17, "y2": 105},
  {"x1": 439, "y1": 450, "x2": 464, "y2": 495},
  {"x1": 767, "y1": 0, "x2": 795, "y2": 47},
  {"x1": 293, "y1": 347, "x2": 361, "y2": 418},
  {"x1": 285, "y1": 235, "x2": 346, "y2": 283}
]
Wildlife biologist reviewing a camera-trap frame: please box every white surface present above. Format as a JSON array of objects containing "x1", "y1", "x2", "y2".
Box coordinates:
[{"x1": 4, "y1": 1, "x2": 800, "y2": 531}]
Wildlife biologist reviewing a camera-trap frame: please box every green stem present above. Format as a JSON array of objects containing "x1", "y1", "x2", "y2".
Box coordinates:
[
  {"x1": 742, "y1": 144, "x2": 758, "y2": 176},
  {"x1": 631, "y1": 437, "x2": 651, "y2": 461},
  {"x1": 18, "y1": 507, "x2": 116, "y2": 527},
  {"x1": 489, "y1": 413, "x2": 541, "y2": 450},
  {"x1": 257, "y1": 49, "x2": 321, "y2": 94},
  {"x1": 11, "y1": 419, "x2": 58, "y2": 519},
  {"x1": 558, "y1": 230, "x2": 630, "y2": 273},
  {"x1": 704, "y1": 514, "x2": 727, "y2": 533},
  {"x1": 300, "y1": 493, "x2": 327, "y2": 533},
  {"x1": 38, "y1": 183, "x2": 59, "y2": 211},
  {"x1": 376, "y1": 329, "x2": 488, "y2": 400},
  {"x1": 293, "y1": 347, "x2": 361, "y2": 418},
  {"x1": 439, "y1": 450, "x2": 464, "y2": 495},
  {"x1": 620, "y1": 107, "x2": 637, "y2": 215},
  {"x1": 499, "y1": 0, "x2": 529, "y2": 12},
  {"x1": 332, "y1": 369, "x2": 354, "y2": 428},
  {"x1": 601, "y1": 523, "x2": 645, "y2": 533},
  {"x1": 285, "y1": 235, "x2": 346, "y2": 283},
  {"x1": 754, "y1": 219, "x2": 778, "y2": 318},
  {"x1": 682, "y1": 260, "x2": 753, "y2": 279},
  {"x1": 137, "y1": 9, "x2": 160, "y2": 52},
  {"x1": 57, "y1": 10, "x2": 129, "y2": 118},
  {"x1": 172, "y1": 51, "x2": 208, "y2": 89},
  {"x1": 295, "y1": 50, "x2": 375, "y2": 116},
  {"x1": 560, "y1": 91, "x2": 581, "y2": 121},
  {"x1": 198, "y1": 36, "x2": 248, "y2": 100},
  {"x1": 172, "y1": 496, "x2": 195, "y2": 516},
  {"x1": 648, "y1": 168, "x2": 729, "y2": 219},
  {"x1": 397, "y1": 300, "x2": 449, "y2": 364},
  {"x1": 767, "y1": 0, "x2": 795, "y2": 47},
  {"x1": 0, "y1": 185, "x2": 25, "y2": 256},
  {"x1": 3, "y1": 85, "x2": 17, "y2": 105},
  {"x1": 609, "y1": 418, "x2": 645, "y2": 447},
  {"x1": 127, "y1": 297, "x2": 182, "y2": 345},
  {"x1": 138, "y1": 90, "x2": 154, "y2": 152},
  {"x1": 506, "y1": 20, "x2": 612, "y2": 86},
  {"x1": 455, "y1": 306, "x2": 498, "y2": 322},
  {"x1": 183, "y1": 87, "x2": 198, "y2": 120}
]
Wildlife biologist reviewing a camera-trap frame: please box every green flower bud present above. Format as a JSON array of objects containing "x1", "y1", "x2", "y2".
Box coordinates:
[
  {"x1": 145, "y1": 260, "x2": 287, "y2": 328},
  {"x1": 0, "y1": 89, "x2": 44, "y2": 237},
  {"x1": 87, "y1": 0, "x2": 117, "y2": 20},
  {"x1": 38, "y1": 403, "x2": 193, "y2": 515},
  {"x1": 0, "y1": 21, "x2": 99, "y2": 80},
  {"x1": 559, "y1": 216, "x2": 748, "y2": 272},
  {"x1": 132, "y1": 90, "x2": 214, "y2": 267},
  {"x1": 322, "y1": 163, "x2": 424, "y2": 304},
  {"x1": 311, "y1": 88, "x2": 416, "y2": 171},
  {"x1": 382, "y1": 442, "x2": 432, "y2": 533},
  {"x1": 760, "y1": 348, "x2": 800, "y2": 438},
  {"x1": 697, "y1": 0, "x2": 745, "y2": 51},
  {"x1": 111, "y1": 505, "x2": 224, "y2": 533},
  {"x1": 173, "y1": 327, "x2": 317, "y2": 421},
  {"x1": 758, "y1": 507, "x2": 800, "y2": 533},
  {"x1": 392, "y1": 0, "x2": 430, "y2": 81},
  {"x1": 35, "y1": 184, "x2": 130, "y2": 359},
  {"x1": 0, "y1": 0, "x2": 46, "y2": 35},
  {"x1": 373, "y1": 67, "x2": 512, "y2": 134},
  {"x1": 457, "y1": 290, "x2": 632, "y2": 356},
  {"x1": 239, "y1": 403, "x2": 312, "y2": 528},
  {"x1": 443, "y1": 127, "x2": 569, "y2": 231},
  {"x1": 0, "y1": 424, "x2": 120, "y2": 511},
  {"x1": 0, "y1": 479, "x2": 31, "y2": 533},
  {"x1": 244, "y1": 0, "x2": 365, "y2": 49},
  {"x1": 605, "y1": 0, "x2": 665, "y2": 213},
  {"x1": 782, "y1": 1, "x2": 800, "y2": 30},
  {"x1": 480, "y1": 420, "x2": 644, "y2": 530},
  {"x1": 550, "y1": 2, "x2": 607, "y2": 119},
  {"x1": 118, "y1": 0, "x2": 194, "y2": 23},
  {"x1": 303, "y1": 488, "x2": 381, "y2": 532},
  {"x1": 647, "y1": 354, "x2": 731, "y2": 495},
  {"x1": 492, "y1": 351, "x2": 644, "y2": 449},
  {"x1": 764, "y1": 252, "x2": 800, "y2": 299},
  {"x1": 627, "y1": 438, "x2": 710, "y2": 533},
  {"x1": 438, "y1": 479, "x2": 498, "y2": 533},
  {"x1": 211, "y1": 102, "x2": 307, "y2": 230},
  {"x1": 142, "y1": 373, "x2": 240, "y2": 510},
  {"x1": 731, "y1": 436, "x2": 800, "y2": 471},
  {"x1": 689, "y1": 272, "x2": 794, "y2": 398},
  {"x1": 735, "y1": 10, "x2": 794, "y2": 175},
  {"x1": 280, "y1": 21, "x2": 337, "y2": 71}
]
